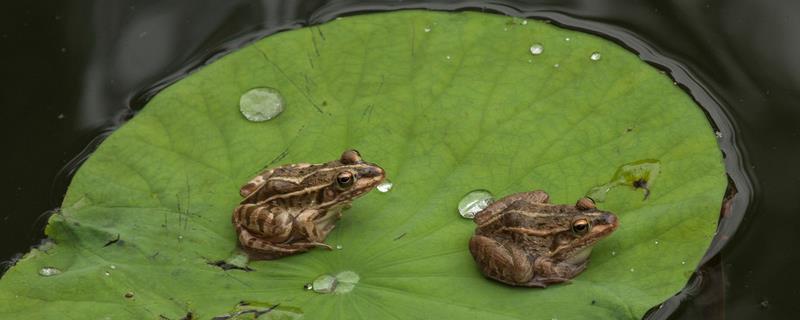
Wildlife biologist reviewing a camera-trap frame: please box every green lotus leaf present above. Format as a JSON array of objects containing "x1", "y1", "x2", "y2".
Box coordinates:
[{"x1": 0, "y1": 11, "x2": 725, "y2": 319}]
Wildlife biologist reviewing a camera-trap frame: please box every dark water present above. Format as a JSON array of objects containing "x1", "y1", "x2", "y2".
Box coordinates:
[{"x1": 2, "y1": 1, "x2": 798, "y2": 319}]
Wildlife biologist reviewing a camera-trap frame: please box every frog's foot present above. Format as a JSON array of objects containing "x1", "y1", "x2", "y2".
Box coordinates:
[
  {"x1": 294, "y1": 241, "x2": 333, "y2": 250},
  {"x1": 469, "y1": 235, "x2": 534, "y2": 285},
  {"x1": 526, "y1": 277, "x2": 572, "y2": 288}
]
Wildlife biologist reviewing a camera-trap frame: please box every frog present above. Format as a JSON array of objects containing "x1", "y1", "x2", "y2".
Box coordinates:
[
  {"x1": 468, "y1": 190, "x2": 618, "y2": 287},
  {"x1": 232, "y1": 149, "x2": 385, "y2": 259}
]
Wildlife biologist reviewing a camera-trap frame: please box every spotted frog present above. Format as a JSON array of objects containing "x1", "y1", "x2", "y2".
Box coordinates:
[
  {"x1": 232, "y1": 150, "x2": 385, "y2": 259},
  {"x1": 469, "y1": 191, "x2": 618, "y2": 287}
]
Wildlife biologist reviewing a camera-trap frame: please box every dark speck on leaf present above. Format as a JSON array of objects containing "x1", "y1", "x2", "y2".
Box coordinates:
[
  {"x1": 632, "y1": 178, "x2": 651, "y2": 200},
  {"x1": 209, "y1": 260, "x2": 253, "y2": 272},
  {"x1": 103, "y1": 234, "x2": 121, "y2": 247}
]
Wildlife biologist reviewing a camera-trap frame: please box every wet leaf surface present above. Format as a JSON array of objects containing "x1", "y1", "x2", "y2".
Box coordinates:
[{"x1": 0, "y1": 11, "x2": 725, "y2": 319}]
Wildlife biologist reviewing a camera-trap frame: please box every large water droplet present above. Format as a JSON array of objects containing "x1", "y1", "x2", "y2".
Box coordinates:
[
  {"x1": 457, "y1": 190, "x2": 495, "y2": 219},
  {"x1": 311, "y1": 274, "x2": 337, "y2": 294},
  {"x1": 333, "y1": 271, "x2": 359, "y2": 293},
  {"x1": 310, "y1": 271, "x2": 360, "y2": 294},
  {"x1": 239, "y1": 87, "x2": 285, "y2": 122},
  {"x1": 38, "y1": 267, "x2": 62, "y2": 277},
  {"x1": 377, "y1": 179, "x2": 393, "y2": 193},
  {"x1": 529, "y1": 43, "x2": 544, "y2": 55},
  {"x1": 590, "y1": 52, "x2": 602, "y2": 61}
]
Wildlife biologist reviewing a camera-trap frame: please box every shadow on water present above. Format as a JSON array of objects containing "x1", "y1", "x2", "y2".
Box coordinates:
[{"x1": 3, "y1": 0, "x2": 799, "y2": 318}]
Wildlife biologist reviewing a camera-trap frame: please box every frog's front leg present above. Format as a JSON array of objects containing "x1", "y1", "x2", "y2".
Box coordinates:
[
  {"x1": 528, "y1": 258, "x2": 587, "y2": 287},
  {"x1": 468, "y1": 235, "x2": 537, "y2": 286},
  {"x1": 294, "y1": 209, "x2": 334, "y2": 250}
]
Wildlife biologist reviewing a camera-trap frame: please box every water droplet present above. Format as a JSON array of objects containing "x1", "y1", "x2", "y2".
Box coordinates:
[
  {"x1": 312, "y1": 274, "x2": 336, "y2": 293},
  {"x1": 654, "y1": 240, "x2": 659, "y2": 245},
  {"x1": 457, "y1": 190, "x2": 495, "y2": 219},
  {"x1": 110, "y1": 265, "x2": 117, "y2": 269},
  {"x1": 239, "y1": 87, "x2": 285, "y2": 122},
  {"x1": 124, "y1": 292, "x2": 134, "y2": 299},
  {"x1": 585, "y1": 159, "x2": 661, "y2": 202},
  {"x1": 565, "y1": 37, "x2": 571, "y2": 41},
  {"x1": 38, "y1": 267, "x2": 62, "y2": 277},
  {"x1": 527, "y1": 59, "x2": 532, "y2": 63},
  {"x1": 629, "y1": 268, "x2": 635, "y2": 272},
  {"x1": 715, "y1": 131, "x2": 723, "y2": 138},
  {"x1": 590, "y1": 52, "x2": 602, "y2": 61},
  {"x1": 57, "y1": 113, "x2": 65, "y2": 119},
  {"x1": 177, "y1": 235, "x2": 183, "y2": 240},
  {"x1": 104, "y1": 271, "x2": 111, "y2": 276},
  {"x1": 303, "y1": 283, "x2": 313, "y2": 290},
  {"x1": 310, "y1": 271, "x2": 360, "y2": 294},
  {"x1": 445, "y1": 55, "x2": 451, "y2": 60},
  {"x1": 553, "y1": 63, "x2": 560, "y2": 68},
  {"x1": 760, "y1": 299, "x2": 769, "y2": 309},
  {"x1": 335, "y1": 244, "x2": 343, "y2": 250},
  {"x1": 333, "y1": 271, "x2": 359, "y2": 293},
  {"x1": 529, "y1": 43, "x2": 544, "y2": 55},
  {"x1": 423, "y1": 26, "x2": 431, "y2": 33},
  {"x1": 611, "y1": 251, "x2": 617, "y2": 256},
  {"x1": 503, "y1": 27, "x2": 508, "y2": 31},
  {"x1": 522, "y1": 20, "x2": 528, "y2": 25},
  {"x1": 377, "y1": 180, "x2": 393, "y2": 193},
  {"x1": 681, "y1": 261, "x2": 687, "y2": 265}
]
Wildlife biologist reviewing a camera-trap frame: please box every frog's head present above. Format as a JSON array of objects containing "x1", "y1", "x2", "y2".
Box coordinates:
[
  {"x1": 310, "y1": 149, "x2": 385, "y2": 208},
  {"x1": 548, "y1": 198, "x2": 618, "y2": 265}
]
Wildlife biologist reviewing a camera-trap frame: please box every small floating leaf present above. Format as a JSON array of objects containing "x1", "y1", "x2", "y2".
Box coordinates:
[{"x1": 0, "y1": 11, "x2": 726, "y2": 319}]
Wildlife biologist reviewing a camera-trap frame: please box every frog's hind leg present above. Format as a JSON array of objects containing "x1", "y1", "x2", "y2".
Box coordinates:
[
  {"x1": 469, "y1": 235, "x2": 536, "y2": 286},
  {"x1": 232, "y1": 204, "x2": 293, "y2": 243},
  {"x1": 235, "y1": 225, "x2": 309, "y2": 260}
]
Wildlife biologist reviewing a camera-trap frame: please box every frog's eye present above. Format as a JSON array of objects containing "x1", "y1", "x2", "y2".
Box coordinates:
[
  {"x1": 336, "y1": 171, "x2": 355, "y2": 189},
  {"x1": 572, "y1": 219, "x2": 590, "y2": 234}
]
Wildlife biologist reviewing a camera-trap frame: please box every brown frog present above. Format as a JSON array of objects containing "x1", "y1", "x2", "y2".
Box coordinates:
[
  {"x1": 232, "y1": 150, "x2": 385, "y2": 259},
  {"x1": 468, "y1": 190, "x2": 618, "y2": 287}
]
